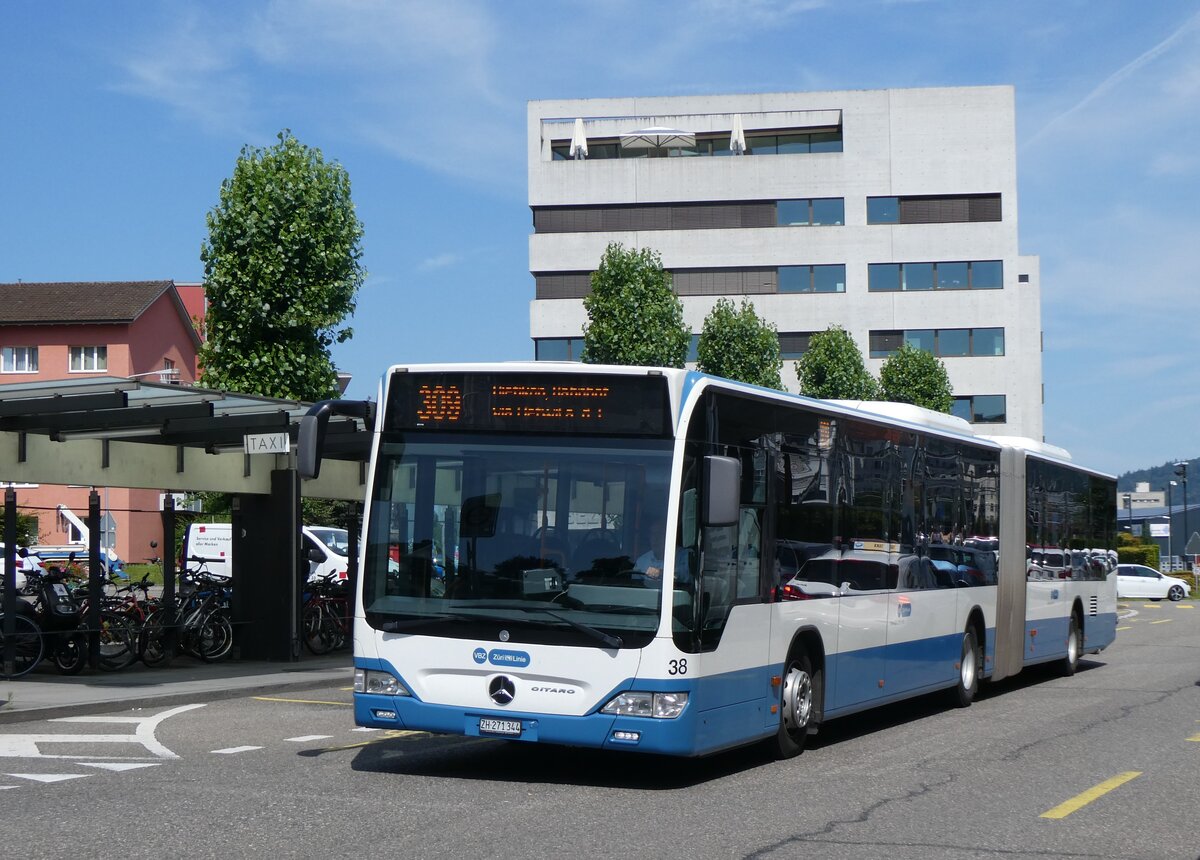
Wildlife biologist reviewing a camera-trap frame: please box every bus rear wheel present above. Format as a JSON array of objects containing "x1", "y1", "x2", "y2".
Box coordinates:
[
  {"x1": 773, "y1": 649, "x2": 816, "y2": 759},
  {"x1": 950, "y1": 627, "x2": 981, "y2": 708}
]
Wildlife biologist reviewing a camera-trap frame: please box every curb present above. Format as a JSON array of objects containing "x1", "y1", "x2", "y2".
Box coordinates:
[{"x1": 0, "y1": 669, "x2": 352, "y2": 726}]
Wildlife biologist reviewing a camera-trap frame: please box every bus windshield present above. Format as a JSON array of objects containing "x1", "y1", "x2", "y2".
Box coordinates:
[{"x1": 363, "y1": 433, "x2": 674, "y2": 649}]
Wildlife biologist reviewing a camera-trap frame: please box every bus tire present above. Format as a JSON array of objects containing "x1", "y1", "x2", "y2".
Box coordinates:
[
  {"x1": 772, "y1": 648, "x2": 817, "y2": 759},
  {"x1": 1060, "y1": 613, "x2": 1080, "y2": 677},
  {"x1": 951, "y1": 627, "x2": 981, "y2": 708}
]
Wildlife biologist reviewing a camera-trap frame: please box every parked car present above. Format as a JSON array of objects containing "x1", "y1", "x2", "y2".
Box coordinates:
[
  {"x1": 181, "y1": 522, "x2": 355, "y2": 583},
  {"x1": 0, "y1": 544, "x2": 44, "y2": 593},
  {"x1": 1116, "y1": 564, "x2": 1191, "y2": 601}
]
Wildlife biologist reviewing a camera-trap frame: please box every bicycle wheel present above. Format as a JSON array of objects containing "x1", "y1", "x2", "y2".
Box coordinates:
[
  {"x1": 194, "y1": 610, "x2": 233, "y2": 663},
  {"x1": 138, "y1": 609, "x2": 175, "y2": 668},
  {"x1": 96, "y1": 611, "x2": 137, "y2": 671},
  {"x1": 302, "y1": 604, "x2": 336, "y2": 655},
  {"x1": 52, "y1": 631, "x2": 87, "y2": 675},
  {"x1": 0, "y1": 614, "x2": 45, "y2": 679}
]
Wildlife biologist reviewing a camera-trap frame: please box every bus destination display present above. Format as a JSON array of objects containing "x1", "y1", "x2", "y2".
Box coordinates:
[{"x1": 386, "y1": 372, "x2": 669, "y2": 436}]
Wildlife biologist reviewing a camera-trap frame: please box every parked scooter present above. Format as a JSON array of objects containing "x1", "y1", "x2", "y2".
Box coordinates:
[{"x1": 20, "y1": 566, "x2": 87, "y2": 675}]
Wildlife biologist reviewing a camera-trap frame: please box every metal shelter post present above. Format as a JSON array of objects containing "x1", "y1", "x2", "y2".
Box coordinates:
[
  {"x1": 232, "y1": 469, "x2": 301, "y2": 662},
  {"x1": 87, "y1": 489, "x2": 102, "y2": 668},
  {"x1": 3, "y1": 487, "x2": 17, "y2": 676},
  {"x1": 160, "y1": 493, "x2": 177, "y2": 657}
]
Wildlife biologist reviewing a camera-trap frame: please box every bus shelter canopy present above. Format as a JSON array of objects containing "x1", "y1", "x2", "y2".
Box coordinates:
[{"x1": 0, "y1": 377, "x2": 370, "y2": 499}]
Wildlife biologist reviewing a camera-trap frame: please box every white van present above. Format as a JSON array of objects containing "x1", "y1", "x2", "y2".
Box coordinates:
[{"x1": 181, "y1": 523, "x2": 350, "y2": 583}]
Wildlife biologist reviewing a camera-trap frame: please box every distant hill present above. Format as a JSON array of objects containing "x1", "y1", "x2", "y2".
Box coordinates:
[{"x1": 1117, "y1": 457, "x2": 1198, "y2": 493}]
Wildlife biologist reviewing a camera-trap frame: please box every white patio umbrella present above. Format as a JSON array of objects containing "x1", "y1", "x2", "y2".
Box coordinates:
[
  {"x1": 619, "y1": 126, "x2": 696, "y2": 151},
  {"x1": 730, "y1": 113, "x2": 747, "y2": 155},
  {"x1": 569, "y1": 117, "x2": 588, "y2": 160}
]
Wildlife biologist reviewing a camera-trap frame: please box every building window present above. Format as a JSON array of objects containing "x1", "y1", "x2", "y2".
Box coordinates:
[
  {"x1": 952, "y1": 395, "x2": 1007, "y2": 424},
  {"x1": 745, "y1": 130, "x2": 842, "y2": 154},
  {"x1": 869, "y1": 328, "x2": 1005, "y2": 359},
  {"x1": 551, "y1": 127, "x2": 843, "y2": 160},
  {"x1": 1, "y1": 346, "x2": 38, "y2": 373},
  {"x1": 534, "y1": 338, "x2": 585, "y2": 361},
  {"x1": 687, "y1": 334, "x2": 700, "y2": 363},
  {"x1": 867, "y1": 197, "x2": 899, "y2": 223},
  {"x1": 868, "y1": 261, "x2": 1003, "y2": 292},
  {"x1": 867, "y1": 194, "x2": 1001, "y2": 224},
  {"x1": 779, "y1": 264, "x2": 846, "y2": 294},
  {"x1": 69, "y1": 346, "x2": 108, "y2": 372},
  {"x1": 778, "y1": 332, "x2": 813, "y2": 359},
  {"x1": 777, "y1": 198, "x2": 844, "y2": 226}
]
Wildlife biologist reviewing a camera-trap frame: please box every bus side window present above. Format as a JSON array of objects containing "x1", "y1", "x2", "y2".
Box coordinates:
[{"x1": 736, "y1": 506, "x2": 761, "y2": 600}]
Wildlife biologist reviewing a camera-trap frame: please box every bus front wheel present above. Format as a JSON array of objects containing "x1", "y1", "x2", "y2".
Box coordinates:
[
  {"x1": 1060, "y1": 614, "x2": 1081, "y2": 677},
  {"x1": 773, "y1": 649, "x2": 817, "y2": 759}
]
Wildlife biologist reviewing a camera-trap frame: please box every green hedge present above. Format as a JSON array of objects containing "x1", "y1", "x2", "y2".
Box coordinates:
[{"x1": 1118, "y1": 544, "x2": 1160, "y2": 568}]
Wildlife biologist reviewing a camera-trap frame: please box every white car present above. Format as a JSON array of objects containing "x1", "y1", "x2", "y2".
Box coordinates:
[
  {"x1": 0, "y1": 544, "x2": 44, "y2": 593},
  {"x1": 1116, "y1": 564, "x2": 1191, "y2": 601},
  {"x1": 303, "y1": 526, "x2": 351, "y2": 583}
]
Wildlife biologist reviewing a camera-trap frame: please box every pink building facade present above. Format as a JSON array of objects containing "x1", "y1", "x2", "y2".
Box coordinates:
[{"x1": 0, "y1": 281, "x2": 204, "y2": 564}]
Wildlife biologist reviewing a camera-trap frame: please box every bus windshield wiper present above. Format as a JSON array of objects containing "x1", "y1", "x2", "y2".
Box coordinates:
[
  {"x1": 376, "y1": 611, "x2": 473, "y2": 633},
  {"x1": 453, "y1": 603, "x2": 623, "y2": 650}
]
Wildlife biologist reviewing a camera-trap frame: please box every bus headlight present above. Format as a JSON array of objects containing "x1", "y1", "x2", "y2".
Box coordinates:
[
  {"x1": 354, "y1": 668, "x2": 410, "y2": 696},
  {"x1": 600, "y1": 691, "x2": 689, "y2": 719}
]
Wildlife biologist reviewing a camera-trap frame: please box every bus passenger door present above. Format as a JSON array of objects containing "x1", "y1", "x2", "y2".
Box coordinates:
[
  {"x1": 888, "y1": 555, "x2": 958, "y2": 692},
  {"x1": 832, "y1": 551, "x2": 890, "y2": 709}
]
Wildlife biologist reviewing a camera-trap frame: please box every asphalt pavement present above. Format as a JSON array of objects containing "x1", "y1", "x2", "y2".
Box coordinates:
[{"x1": 0, "y1": 652, "x2": 352, "y2": 724}]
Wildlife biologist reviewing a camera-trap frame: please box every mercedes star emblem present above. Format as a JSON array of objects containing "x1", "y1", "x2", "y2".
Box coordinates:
[{"x1": 489, "y1": 675, "x2": 516, "y2": 705}]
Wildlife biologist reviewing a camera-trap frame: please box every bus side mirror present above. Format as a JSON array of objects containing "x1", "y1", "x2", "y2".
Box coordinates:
[
  {"x1": 298, "y1": 399, "x2": 374, "y2": 480},
  {"x1": 703, "y1": 455, "x2": 740, "y2": 527},
  {"x1": 298, "y1": 412, "x2": 328, "y2": 480}
]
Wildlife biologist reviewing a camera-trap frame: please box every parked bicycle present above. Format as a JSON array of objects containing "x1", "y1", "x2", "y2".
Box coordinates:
[
  {"x1": 140, "y1": 558, "x2": 233, "y2": 666},
  {"x1": 302, "y1": 570, "x2": 352, "y2": 655},
  {"x1": 0, "y1": 610, "x2": 44, "y2": 679}
]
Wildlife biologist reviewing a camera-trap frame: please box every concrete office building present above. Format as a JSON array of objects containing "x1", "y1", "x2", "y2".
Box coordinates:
[{"x1": 527, "y1": 86, "x2": 1043, "y2": 439}]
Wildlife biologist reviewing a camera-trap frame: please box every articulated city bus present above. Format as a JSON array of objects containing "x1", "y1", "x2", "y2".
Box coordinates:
[{"x1": 299, "y1": 363, "x2": 1117, "y2": 758}]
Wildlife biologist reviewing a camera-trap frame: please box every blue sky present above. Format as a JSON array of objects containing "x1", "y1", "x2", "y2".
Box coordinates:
[{"x1": 3, "y1": 1, "x2": 1198, "y2": 477}]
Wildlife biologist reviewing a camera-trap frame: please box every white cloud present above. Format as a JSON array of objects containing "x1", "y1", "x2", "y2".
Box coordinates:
[
  {"x1": 416, "y1": 252, "x2": 458, "y2": 272},
  {"x1": 1024, "y1": 8, "x2": 1200, "y2": 149},
  {"x1": 111, "y1": 11, "x2": 257, "y2": 137},
  {"x1": 1147, "y1": 152, "x2": 1200, "y2": 177}
]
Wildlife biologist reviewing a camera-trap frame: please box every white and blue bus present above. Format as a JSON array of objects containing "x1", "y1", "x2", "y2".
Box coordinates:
[{"x1": 299, "y1": 363, "x2": 1117, "y2": 758}]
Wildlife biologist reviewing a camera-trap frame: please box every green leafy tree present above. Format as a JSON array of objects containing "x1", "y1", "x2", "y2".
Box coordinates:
[
  {"x1": 581, "y1": 243, "x2": 689, "y2": 367},
  {"x1": 696, "y1": 298, "x2": 783, "y2": 389},
  {"x1": 878, "y1": 343, "x2": 954, "y2": 412},
  {"x1": 795, "y1": 326, "x2": 879, "y2": 400},
  {"x1": 0, "y1": 507, "x2": 41, "y2": 547},
  {"x1": 199, "y1": 130, "x2": 365, "y2": 401}
]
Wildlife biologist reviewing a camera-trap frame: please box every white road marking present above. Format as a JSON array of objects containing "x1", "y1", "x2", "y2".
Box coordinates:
[
  {"x1": 6, "y1": 773, "x2": 90, "y2": 783},
  {"x1": 80, "y1": 762, "x2": 163, "y2": 772},
  {"x1": 0, "y1": 703, "x2": 207, "y2": 762},
  {"x1": 285, "y1": 735, "x2": 333, "y2": 743},
  {"x1": 211, "y1": 746, "x2": 263, "y2": 754},
  {"x1": 352, "y1": 727, "x2": 379, "y2": 733}
]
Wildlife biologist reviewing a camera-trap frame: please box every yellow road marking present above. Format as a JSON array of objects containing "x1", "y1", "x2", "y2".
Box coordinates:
[
  {"x1": 318, "y1": 729, "x2": 428, "y2": 752},
  {"x1": 1187, "y1": 733, "x2": 1200, "y2": 742},
  {"x1": 1151, "y1": 619, "x2": 1173, "y2": 625},
  {"x1": 252, "y1": 696, "x2": 351, "y2": 706},
  {"x1": 1177, "y1": 604, "x2": 1194, "y2": 609},
  {"x1": 340, "y1": 686, "x2": 355, "y2": 690},
  {"x1": 1041, "y1": 772, "x2": 1141, "y2": 820},
  {"x1": 1116, "y1": 626, "x2": 1131, "y2": 631},
  {"x1": 1141, "y1": 604, "x2": 1162, "y2": 609}
]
